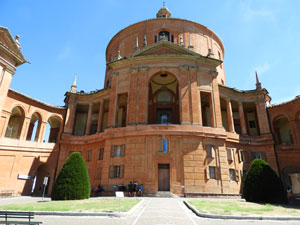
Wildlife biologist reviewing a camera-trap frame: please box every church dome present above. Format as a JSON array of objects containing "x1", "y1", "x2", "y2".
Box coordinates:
[{"x1": 156, "y1": 6, "x2": 171, "y2": 18}]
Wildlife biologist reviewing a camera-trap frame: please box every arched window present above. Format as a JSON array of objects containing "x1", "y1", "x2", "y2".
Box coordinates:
[
  {"x1": 26, "y1": 112, "x2": 42, "y2": 141},
  {"x1": 5, "y1": 106, "x2": 25, "y2": 139},
  {"x1": 45, "y1": 116, "x2": 61, "y2": 143}
]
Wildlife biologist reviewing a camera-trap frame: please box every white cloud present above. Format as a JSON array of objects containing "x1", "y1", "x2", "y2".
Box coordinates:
[
  {"x1": 254, "y1": 62, "x2": 271, "y2": 76},
  {"x1": 57, "y1": 44, "x2": 72, "y2": 61},
  {"x1": 239, "y1": 1, "x2": 276, "y2": 23}
]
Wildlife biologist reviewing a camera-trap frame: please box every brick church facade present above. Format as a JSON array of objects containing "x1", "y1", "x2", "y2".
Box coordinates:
[{"x1": 0, "y1": 7, "x2": 299, "y2": 197}]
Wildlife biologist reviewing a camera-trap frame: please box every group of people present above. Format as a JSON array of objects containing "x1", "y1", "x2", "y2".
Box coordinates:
[
  {"x1": 113, "y1": 181, "x2": 144, "y2": 196},
  {"x1": 128, "y1": 181, "x2": 144, "y2": 197}
]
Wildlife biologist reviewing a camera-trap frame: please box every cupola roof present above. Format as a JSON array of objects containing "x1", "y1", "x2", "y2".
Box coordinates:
[{"x1": 156, "y1": 5, "x2": 171, "y2": 18}]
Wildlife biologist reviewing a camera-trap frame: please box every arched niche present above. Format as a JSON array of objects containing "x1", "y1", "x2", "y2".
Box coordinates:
[
  {"x1": 148, "y1": 72, "x2": 179, "y2": 124},
  {"x1": 5, "y1": 106, "x2": 25, "y2": 139},
  {"x1": 273, "y1": 116, "x2": 293, "y2": 144}
]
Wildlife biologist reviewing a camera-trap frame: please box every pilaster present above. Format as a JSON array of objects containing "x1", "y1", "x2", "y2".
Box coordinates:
[
  {"x1": 127, "y1": 69, "x2": 138, "y2": 125},
  {"x1": 107, "y1": 72, "x2": 118, "y2": 127},
  {"x1": 179, "y1": 65, "x2": 191, "y2": 124},
  {"x1": 85, "y1": 103, "x2": 93, "y2": 135},
  {"x1": 97, "y1": 100, "x2": 104, "y2": 132},
  {"x1": 137, "y1": 66, "x2": 149, "y2": 124},
  {"x1": 189, "y1": 66, "x2": 201, "y2": 125}
]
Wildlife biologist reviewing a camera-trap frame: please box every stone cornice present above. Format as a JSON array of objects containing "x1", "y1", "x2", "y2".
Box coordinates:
[
  {"x1": 178, "y1": 65, "x2": 199, "y2": 71},
  {"x1": 107, "y1": 54, "x2": 221, "y2": 70},
  {"x1": 0, "y1": 57, "x2": 16, "y2": 74},
  {"x1": 130, "y1": 66, "x2": 149, "y2": 73},
  {"x1": 111, "y1": 72, "x2": 119, "y2": 77}
]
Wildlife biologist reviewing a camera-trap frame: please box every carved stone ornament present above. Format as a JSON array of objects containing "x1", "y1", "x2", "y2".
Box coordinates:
[
  {"x1": 210, "y1": 70, "x2": 218, "y2": 77},
  {"x1": 178, "y1": 65, "x2": 189, "y2": 71}
]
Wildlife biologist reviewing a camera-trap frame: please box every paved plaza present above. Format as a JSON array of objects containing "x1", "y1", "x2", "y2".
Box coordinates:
[{"x1": 1, "y1": 197, "x2": 300, "y2": 225}]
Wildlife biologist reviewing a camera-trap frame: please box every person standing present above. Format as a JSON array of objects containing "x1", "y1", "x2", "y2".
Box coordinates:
[{"x1": 128, "y1": 181, "x2": 133, "y2": 197}]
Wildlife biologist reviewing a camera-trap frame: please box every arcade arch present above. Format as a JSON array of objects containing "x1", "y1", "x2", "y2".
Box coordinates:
[{"x1": 5, "y1": 106, "x2": 25, "y2": 139}]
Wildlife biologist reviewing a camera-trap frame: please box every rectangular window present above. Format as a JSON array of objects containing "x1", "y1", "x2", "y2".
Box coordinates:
[
  {"x1": 206, "y1": 145, "x2": 216, "y2": 159},
  {"x1": 109, "y1": 165, "x2": 124, "y2": 178},
  {"x1": 87, "y1": 150, "x2": 92, "y2": 162},
  {"x1": 95, "y1": 168, "x2": 102, "y2": 180},
  {"x1": 229, "y1": 169, "x2": 235, "y2": 181},
  {"x1": 159, "y1": 139, "x2": 168, "y2": 153},
  {"x1": 206, "y1": 166, "x2": 216, "y2": 179},
  {"x1": 98, "y1": 148, "x2": 104, "y2": 160},
  {"x1": 111, "y1": 145, "x2": 125, "y2": 157}
]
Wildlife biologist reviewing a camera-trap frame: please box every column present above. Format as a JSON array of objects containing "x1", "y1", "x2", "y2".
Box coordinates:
[
  {"x1": 255, "y1": 101, "x2": 270, "y2": 134},
  {"x1": 238, "y1": 102, "x2": 247, "y2": 135},
  {"x1": 38, "y1": 121, "x2": 47, "y2": 142},
  {"x1": 20, "y1": 117, "x2": 31, "y2": 140},
  {"x1": 127, "y1": 68, "x2": 138, "y2": 125},
  {"x1": 179, "y1": 65, "x2": 191, "y2": 124},
  {"x1": 107, "y1": 72, "x2": 118, "y2": 128},
  {"x1": 210, "y1": 70, "x2": 222, "y2": 127},
  {"x1": 226, "y1": 99, "x2": 235, "y2": 132},
  {"x1": 190, "y1": 66, "x2": 202, "y2": 125},
  {"x1": 97, "y1": 100, "x2": 104, "y2": 132},
  {"x1": 85, "y1": 103, "x2": 93, "y2": 135},
  {"x1": 64, "y1": 99, "x2": 77, "y2": 134},
  {"x1": 137, "y1": 66, "x2": 148, "y2": 124}
]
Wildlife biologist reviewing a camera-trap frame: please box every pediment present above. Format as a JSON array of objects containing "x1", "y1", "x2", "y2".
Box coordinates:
[
  {"x1": 0, "y1": 27, "x2": 26, "y2": 65},
  {"x1": 130, "y1": 41, "x2": 200, "y2": 58}
]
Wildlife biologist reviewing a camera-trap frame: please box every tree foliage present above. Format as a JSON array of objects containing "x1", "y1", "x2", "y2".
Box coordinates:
[
  {"x1": 51, "y1": 152, "x2": 90, "y2": 200},
  {"x1": 243, "y1": 159, "x2": 287, "y2": 204}
]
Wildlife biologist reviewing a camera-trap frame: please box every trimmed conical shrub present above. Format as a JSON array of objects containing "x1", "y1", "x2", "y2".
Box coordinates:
[
  {"x1": 51, "y1": 152, "x2": 90, "y2": 200},
  {"x1": 243, "y1": 158, "x2": 287, "y2": 204}
]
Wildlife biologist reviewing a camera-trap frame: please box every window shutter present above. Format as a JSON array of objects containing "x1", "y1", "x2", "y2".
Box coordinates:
[
  {"x1": 261, "y1": 152, "x2": 267, "y2": 161},
  {"x1": 121, "y1": 144, "x2": 125, "y2": 157},
  {"x1": 244, "y1": 151, "x2": 250, "y2": 163},
  {"x1": 111, "y1": 145, "x2": 115, "y2": 157},
  {"x1": 238, "y1": 150, "x2": 244, "y2": 163},
  {"x1": 206, "y1": 166, "x2": 210, "y2": 179},
  {"x1": 227, "y1": 148, "x2": 233, "y2": 161},
  {"x1": 235, "y1": 169, "x2": 239, "y2": 182},
  {"x1": 109, "y1": 165, "x2": 114, "y2": 178},
  {"x1": 120, "y1": 165, "x2": 124, "y2": 178},
  {"x1": 211, "y1": 146, "x2": 216, "y2": 158}
]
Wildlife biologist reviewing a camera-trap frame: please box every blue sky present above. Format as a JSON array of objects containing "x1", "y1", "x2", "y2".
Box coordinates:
[{"x1": 1, "y1": 0, "x2": 300, "y2": 106}]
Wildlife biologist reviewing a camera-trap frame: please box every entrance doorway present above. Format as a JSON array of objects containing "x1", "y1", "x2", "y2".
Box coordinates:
[{"x1": 158, "y1": 164, "x2": 170, "y2": 191}]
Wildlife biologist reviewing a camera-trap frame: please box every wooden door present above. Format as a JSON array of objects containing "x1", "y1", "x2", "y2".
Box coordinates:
[{"x1": 158, "y1": 164, "x2": 170, "y2": 191}]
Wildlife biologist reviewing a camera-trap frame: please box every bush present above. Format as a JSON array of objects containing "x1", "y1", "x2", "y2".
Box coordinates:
[
  {"x1": 243, "y1": 159, "x2": 287, "y2": 204},
  {"x1": 51, "y1": 152, "x2": 90, "y2": 200}
]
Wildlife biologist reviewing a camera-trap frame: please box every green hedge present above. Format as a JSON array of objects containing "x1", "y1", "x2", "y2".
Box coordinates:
[
  {"x1": 243, "y1": 159, "x2": 287, "y2": 204},
  {"x1": 51, "y1": 152, "x2": 90, "y2": 200}
]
